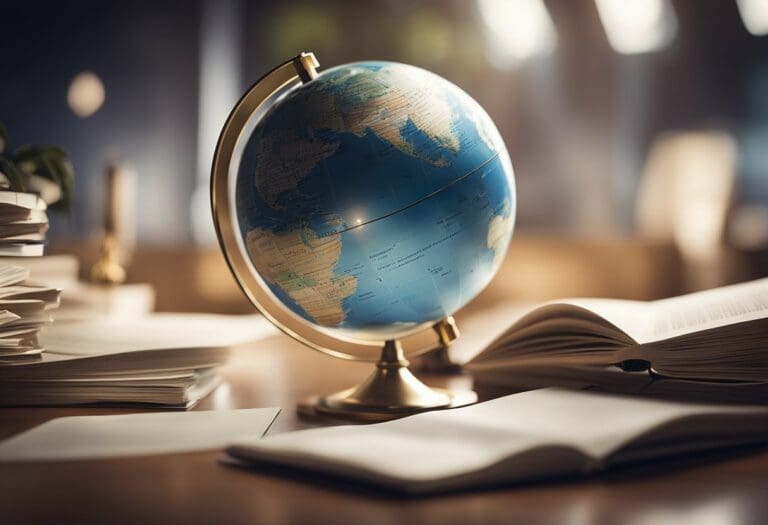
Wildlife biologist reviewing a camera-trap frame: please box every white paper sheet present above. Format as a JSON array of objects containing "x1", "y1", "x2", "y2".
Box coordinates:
[
  {"x1": 39, "y1": 313, "x2": 277, "y2": 356},
  {"x1": 0, "y1": 407, "x2": 280, "y2": 462}
]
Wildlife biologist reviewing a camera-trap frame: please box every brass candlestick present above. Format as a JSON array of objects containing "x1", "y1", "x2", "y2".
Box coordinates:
[{"x1": 91, "y1": 163, "x2": 127, "y2": 285}]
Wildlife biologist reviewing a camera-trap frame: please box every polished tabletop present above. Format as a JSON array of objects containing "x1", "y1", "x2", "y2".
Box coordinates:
[{"x1": 1, "y1": 331, "x2": 767, "y2": 525}]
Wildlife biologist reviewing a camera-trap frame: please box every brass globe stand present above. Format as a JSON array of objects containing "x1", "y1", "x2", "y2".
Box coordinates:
[
  {"x1": 211, "y1": 52, "x2": 478, "y2": 423},
  {"x1": 298, "y1": 321, "x2": 477, "y2": 422}
]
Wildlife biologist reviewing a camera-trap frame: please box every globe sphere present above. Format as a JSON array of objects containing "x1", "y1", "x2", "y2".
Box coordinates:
[{"x1": 235, "y1": 61, "x2": 516, "y2": 339}]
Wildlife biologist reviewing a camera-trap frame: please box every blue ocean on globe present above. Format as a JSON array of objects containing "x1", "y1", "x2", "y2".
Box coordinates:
[{"x1": 236, "y1": 61, "x2": 516, "y2": 335}]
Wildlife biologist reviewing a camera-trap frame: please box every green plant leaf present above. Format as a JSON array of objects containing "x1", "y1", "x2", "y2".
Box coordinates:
[
  {"x1": 43, "y1": 147, "x2": 74, "y2": 211},
  {"x1": 13, "y1": 145, "x2": 75, "y2": 212},
  {"x1": 0, "y1": 155, "x2": 26, "y2": 191},
  {"x1": 0, "y1": 123, "x2": 7, "y2": 154}
]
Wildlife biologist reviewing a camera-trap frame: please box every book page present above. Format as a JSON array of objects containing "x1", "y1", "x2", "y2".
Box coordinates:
[
  {"x1": 556, "y1": 298, "x2": 653, "y2": 341},
  {"x1": 641, "y1": 278, "x2": 768, "y2": 344},
  {"x1": 445, "y1": 301, "x2": 533, "y2": 364},
  {"x1": 466, "y1": 299, "x2": 648, "y2": 365}
]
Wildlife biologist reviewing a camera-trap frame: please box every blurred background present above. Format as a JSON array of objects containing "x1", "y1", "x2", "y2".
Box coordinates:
[{"x1": 2, "y1": 0, "x2": 767, "y2": 313}]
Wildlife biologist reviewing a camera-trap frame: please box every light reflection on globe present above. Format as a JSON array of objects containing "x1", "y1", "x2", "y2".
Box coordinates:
[{"x1": 235, "y1": 61, "x2": 515, "y2": 338}]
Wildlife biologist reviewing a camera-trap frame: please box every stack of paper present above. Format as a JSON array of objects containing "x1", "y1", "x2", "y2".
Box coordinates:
[
  {"x1": 0, "y1": 313, "x2": 275, "y2": 408},
  {"x1": 0, "y1": 191, "x2": 49, "y2": 257},
  {"x1": 0, "y1": 191, "x2": 62, "y2": 363},
  {"x1": 1, "y1": 254, "x2": 154, "y2": 321},
  {"x1": 0, "y1": 265, "x2": 61, "y2": 362}
]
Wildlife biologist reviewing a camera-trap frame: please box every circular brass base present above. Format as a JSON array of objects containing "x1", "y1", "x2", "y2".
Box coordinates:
[
  {"x1": 297, "y1": 339, "x2": 477, "y2": 422},
  {"x1": 298, "y1": 388, "x2": 478, "y2": 423}
]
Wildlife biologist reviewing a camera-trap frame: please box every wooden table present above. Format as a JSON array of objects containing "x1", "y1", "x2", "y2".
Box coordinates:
[{"x1": 1, "y1": 332, "x2": 767, "y2": 525}]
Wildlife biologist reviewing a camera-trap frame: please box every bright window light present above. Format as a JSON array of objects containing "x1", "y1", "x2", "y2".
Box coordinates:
[
  {"x1": 737, "y1": 0, "x2": 768, "y2": 36},
  {"x1": 595, "y1": 0, "x2": 677, "y2": 54},
  {"x1": 477, "y1": 0, "x2": 557, "y2": 70}
]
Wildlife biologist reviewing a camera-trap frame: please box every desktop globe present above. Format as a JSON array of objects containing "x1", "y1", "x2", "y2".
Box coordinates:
[
  {"x1": 237, "y1": 60, "x2": 516, "y2": 336},
  {"x1": 212, "y1": 53, "x2": 516, "y2": 421}
]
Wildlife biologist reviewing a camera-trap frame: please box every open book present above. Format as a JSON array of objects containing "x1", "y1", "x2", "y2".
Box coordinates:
[
  {"x1": 226, "y1": 388, "x2": 768, "y2": 495},
  {"x1": 464, "y1": 278, "x2": 768, "y2": 402}
]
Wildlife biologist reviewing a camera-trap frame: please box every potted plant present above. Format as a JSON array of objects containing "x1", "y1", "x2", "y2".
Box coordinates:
[{"x1": 0, "y1": 123, "x2": 74, "y2": 211}]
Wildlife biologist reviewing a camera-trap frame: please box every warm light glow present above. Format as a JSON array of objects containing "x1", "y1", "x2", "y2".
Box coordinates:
[
  {"x1": 737, "y1": 0, "x2": 768, "y2": 36},
  {"x1": 595, "y1": 0, "x2": 677, "y2": 54},
  {"x1": 636, "y1": 132, "x2": 736, "y2": 261},
  {"x1": 192, "y1": 0, "x2": 243, "y2": 245},
  {"x1": 730, "y1": 205, "x2": 768, "y2": 249},
  {"x1": 355, "y1": 218, "x2": 363, "y2": 225},
  {"x1": 67, "y1": 71, "x2": 105, "y2": 117},
  {"x1": 477, "y1": 0, "x2": 557, "y2": 70}
]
